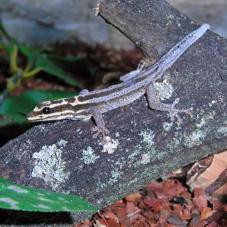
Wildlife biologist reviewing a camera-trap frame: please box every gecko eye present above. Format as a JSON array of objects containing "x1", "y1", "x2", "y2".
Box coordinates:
[{"x1": 42, "y1": 107, "x2": 51, "y2": 114}]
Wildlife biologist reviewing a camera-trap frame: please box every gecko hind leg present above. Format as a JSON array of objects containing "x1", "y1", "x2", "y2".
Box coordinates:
[
  {"x1": 90, "y1": 109, "x2": 109, "y2": 138},
  {"x1": 146, "y1": 83, "x2": 191, "y2": 125}
]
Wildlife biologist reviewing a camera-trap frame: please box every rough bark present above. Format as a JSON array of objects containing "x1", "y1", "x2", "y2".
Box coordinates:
[{"x1": 0, "y1": 0, "x2": 227, "y2": 224}]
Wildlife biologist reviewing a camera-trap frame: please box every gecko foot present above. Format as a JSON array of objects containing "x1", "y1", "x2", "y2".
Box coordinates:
[
  {"x1": 91, "y1": 126, "x2": 109, "y2": 139},
  {"x1": 168, "y1": 98, "x2": 192, "y2": 125}
]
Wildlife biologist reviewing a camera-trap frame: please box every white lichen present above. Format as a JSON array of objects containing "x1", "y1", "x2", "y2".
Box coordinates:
[
  {"x1": 208, "y1": 100, "x2": 217, "y2": 107},
  {"x1": 96, "y1": 167, "x2": 123, "y2": 192},
  {"x1": 81, "y1": 146, "x2": 100, "y2": 164},
  {"x1": 130, "y1": 129, "x2": 157, "y2": 167},
  {"x1": 139, "y1": 129, "x2": 155, "y2": 145},
  {"x1": 101, "y1": 136, "x2": 119, "y2": 154},
  {"x1": 140, "y1": 153, "x2": 151, "y2": 164},
  {"x1": 31, "y1": 139, "x2": 70, "y2": 190},
  {"x1": 184, "y1": 130, "x2": 206, "y2": 148},
  {"x1": 154, "y1": 78, "x2": 174, "y2": 100},
  {"x1": 57, "y1": 139, "x2": 68, "y2": 147},
  {"x1": 217, "y1": 127, "x2": 227, "y2": 136},
  {"x1": 217, "y1": 120, "x2": 227, "y2": 136},
  {"x1": 196, "y1": 118, "x2": 207, "y2": 128},
  {"x1": 163, "y1": 122, "x2": 173, "y2": 132},
  {"x1": 183, "y1": 111, "x2": 216, "y2": 148},
  {"x1": 108, "y1": 168, "x2": 123, "y2": 184}
]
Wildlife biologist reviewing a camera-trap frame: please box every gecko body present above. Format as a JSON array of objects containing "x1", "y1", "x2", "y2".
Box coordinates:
[{"x1": 27, "y1": 24, "x2": 210, "y2": 137}]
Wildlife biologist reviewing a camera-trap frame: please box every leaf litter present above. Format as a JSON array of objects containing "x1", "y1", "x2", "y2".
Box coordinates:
[{"x1": 74, "y1": 151, "x2": 227, "y2": 227}]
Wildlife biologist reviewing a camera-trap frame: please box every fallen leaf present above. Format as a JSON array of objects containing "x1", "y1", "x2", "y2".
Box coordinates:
[
  {"x1": 200, "y1": 207, "x2": 214, "y2": 220},
  {"x1": 125, "y1": 192, "x2": 142, "y2": 202},
  {"x1": 187, "y1": 151, "x2": 227, "y2": 196},
  {"x1": 193, "y1": 188, "x2": 208, "y2": 210}
]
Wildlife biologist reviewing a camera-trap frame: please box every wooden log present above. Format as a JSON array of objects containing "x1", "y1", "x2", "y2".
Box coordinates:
[{"x1": 0, "y1": 0, "x2": 227, "y2": 223}]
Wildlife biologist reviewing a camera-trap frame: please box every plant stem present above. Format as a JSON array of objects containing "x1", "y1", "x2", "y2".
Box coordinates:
[
  {"x1": 6, "y1": 70, "x2": 24, "y2": 92},
  {"x1": 10, "y1": 45, "x2": 19, "y2": 74}
]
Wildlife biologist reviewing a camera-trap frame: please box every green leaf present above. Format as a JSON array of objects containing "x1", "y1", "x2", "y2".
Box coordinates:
[
  {"x1": 19, "y1": 45, "x2": 41, "y2": 62},
  {"x1": 35, "y1": 54, "x2": 80, "y2": 87},
  {"x1": 0, "y1": 90, "x2": 77, "y2": 124},
  {"x1": 0, "y1": 178, "x2": 97, "y2": 212}
]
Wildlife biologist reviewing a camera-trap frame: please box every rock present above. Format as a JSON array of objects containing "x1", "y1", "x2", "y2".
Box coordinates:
[{"x1": 0, "y1": 0, "x2": 134, "y2": 48}]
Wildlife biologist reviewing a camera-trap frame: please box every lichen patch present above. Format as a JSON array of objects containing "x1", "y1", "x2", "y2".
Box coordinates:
[
  {"x1": 81, "y1": 146, "x2": 100, "y2": 164},
  {"x1": 184, "y1": 130, "x2": 206, "y2": 148},
  {"x1": 163, "y1": 122, "x2": 173, "y2": 132},
  {"x1": 31, "y1": 139, "x2": 70, "y2": 190},
  {"x1": 141, "y1": 153, "x2": 151, "y2": 164},
  {"x1": 139, "y1": 129, "x2": 155, "y2": 146},
  {"x1": 154, "y1": 78, "x2": 174, "y2": 100},
  {"x1": 100, "y1": 136, "x2": 119, "y2": 154}
]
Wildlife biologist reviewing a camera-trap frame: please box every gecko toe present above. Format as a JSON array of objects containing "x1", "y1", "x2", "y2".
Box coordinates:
[{"x1": 91, "y1": 126, "x2": 109, "y2": 139}]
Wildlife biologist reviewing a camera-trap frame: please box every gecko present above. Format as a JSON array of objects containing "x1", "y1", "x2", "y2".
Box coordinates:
[{"x1": 27, "y1": 24, "x2": 210, "y2": 138}]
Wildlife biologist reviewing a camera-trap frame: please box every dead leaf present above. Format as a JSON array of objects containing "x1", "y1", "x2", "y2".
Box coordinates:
[
  {"x1": 125, "y1": 192, "x2": 142, "y2": 202},
  {"x1": 193, "y1": 188, "x2": 208, "y2": 210},
  {"x1": 187, "y1": 151, "x2": 227, "y2": 196},
  {"x1": 200, "y1": 207, "x2": 214, "y2": 220}
]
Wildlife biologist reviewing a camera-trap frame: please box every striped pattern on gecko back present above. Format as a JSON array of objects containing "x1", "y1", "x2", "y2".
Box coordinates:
[{"x1": 27, "y1": 24, "x2": 210, "y2": 137}]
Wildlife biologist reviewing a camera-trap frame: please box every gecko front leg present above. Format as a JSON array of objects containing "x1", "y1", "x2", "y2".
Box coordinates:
[
  {"x1": 146, "y1": 83, "x2": 191, "y2": 125},
  {"x1": 90, "y1": 108, "x2": 109, "y2": 138}
]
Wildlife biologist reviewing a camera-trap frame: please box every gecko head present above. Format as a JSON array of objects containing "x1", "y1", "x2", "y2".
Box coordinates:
[{"x1": 27, "y1": 99, "x2": 91, "y2": 122}]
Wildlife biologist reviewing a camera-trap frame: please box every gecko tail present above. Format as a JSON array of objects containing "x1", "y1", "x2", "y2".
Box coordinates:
[
  {"x1": 120, "y1": 23, "x2": 210, "y2": 82},
  {"x1": 158, "y1": 23, "x2": 210, "y2": 72}
]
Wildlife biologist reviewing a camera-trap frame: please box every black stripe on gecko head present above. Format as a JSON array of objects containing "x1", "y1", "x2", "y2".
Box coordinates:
[
  {"x1": 28, "y1": 103, "x2": 74, "y2": 118},
  {"x1": 27, "y1": 102, "x2": 92, "y2": 121}
]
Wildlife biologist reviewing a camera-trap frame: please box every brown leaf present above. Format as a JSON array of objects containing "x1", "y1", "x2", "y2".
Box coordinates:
[
  {"x1": 103, "y1": 209, "x2": 120, "y2": 225},
  {"x1": 200, "y1": 207, "x2": 214, "y2": 220},
  {"x1": 145, "y1": 182, "x2": 162, "y2": 198},
  {"x1": 73, "y1": 221, "x2": 91, "y2": 227},
  {"x1": 187, "y1": 151, "x2": 227, "y2": 196},
  {"x1": 93, "y1": 218, "x2": 107, "y2": 227},
  {"x1": 193, "y1": 188, "x2": 208, "y2": 210},
  {"x1": 205, "y1": 221, "x2": 220, "y2": 227},
  {"x1": 167, "y1": 214, "x2": 188, "y2": 226},
  {"x1": 187, "y1": 155, "x2": 213, "y2": 184},
  {"x1": 206, "y1": 168, "x2": 227, "y2": 195},
  {"x1": 125, "y1": 192, "x2": 142, "y2": 202},
  {"x1": 171, "y1": 203, "x2": 191, "y2": 220},
  {"x1": 126, "y1": 201, "x2": 141, "y2": 225},
  {"x1": 111, "y1": 200, "x2": 128, "y2": 226},
  {"x1": 143, "y1": 197, "x2": 168, "y2": 212},
  {"x1": 162, "y1": 179, "x2": 186, "y2": 198}
]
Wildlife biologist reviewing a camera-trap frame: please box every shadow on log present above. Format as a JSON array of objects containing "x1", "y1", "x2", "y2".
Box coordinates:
[{"x1": 0, "y1": 0, "x2": 227, "y2": 223}]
